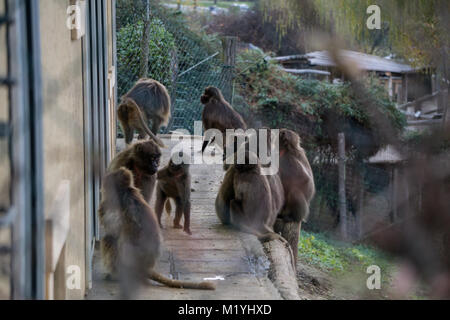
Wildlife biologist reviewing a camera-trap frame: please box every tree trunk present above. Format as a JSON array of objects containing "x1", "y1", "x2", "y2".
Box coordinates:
[{"x1": 139, "y1": 0, "x2": 150, "y2": 79}]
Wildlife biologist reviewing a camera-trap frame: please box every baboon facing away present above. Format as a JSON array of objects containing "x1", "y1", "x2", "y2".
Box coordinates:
[
  {"x1": 216, "y1": 151, "x2": 283, "y2": 241},
  {"x1": 200, "y1": 86, "x2": 247, "y2": 153},
  {"x1": 107, "y1": 140, "x2": 162, "y2": 203},
  {"x1": 275, "y1": 129, "x2": 315, "y2": 268},
  {"x1": 99, "y1": 167, "x2": 215, "y2": 298},
  {"x1": 155, "y1": 154, "x2": 192, "y2": 235},
  {"x1": 119, "y1": 78, "x2": 170, "y2": 145}
]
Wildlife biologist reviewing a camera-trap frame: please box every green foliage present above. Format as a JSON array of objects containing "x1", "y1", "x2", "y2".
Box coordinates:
[
  {"x1": 261, "y1": 0, "x2": 449, "y2": 67},
  {"x1": 234, "y1": 49, "x2": 406, "y2": 157},
  {"x1": 298, "y1": 231, "x2": 394, "y2": 275},
  {"x1": 117, "y1": 19, "x2": 176, "y2": 96}
]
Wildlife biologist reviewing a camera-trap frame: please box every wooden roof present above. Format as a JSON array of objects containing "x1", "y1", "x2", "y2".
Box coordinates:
[{"x1": 273, "y1": 50, "x2": 417, "y2": 74}]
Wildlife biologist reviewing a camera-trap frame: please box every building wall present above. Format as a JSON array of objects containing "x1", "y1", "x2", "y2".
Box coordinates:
[
  {"x1": 0, "y1": 0, "x2": 11, "y2": 300},
  {"x1": 39, "y1": 0, "x2": 86, "y2": 299}
]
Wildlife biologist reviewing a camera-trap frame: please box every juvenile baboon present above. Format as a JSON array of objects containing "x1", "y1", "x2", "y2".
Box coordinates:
[
  {"x1": 275, "y1": 129, "x2": 315, "y2": 267},
  {"x1": 117, "y1": 97, "x2": 165, "y2": 147},
  {"x1": 108, "y1": 140, "x2": 162, "y2": 203},
  {"x1": 200, "y1": 86, "x2": 247, "y2": 153},
  {"x1": 155, "y1": 154, "x2": 192, "y2": 235},
  {"x1": 99, "y1": 167, "x2": 215, "y2": 298},
  {"x1": 119, "y1": 78, "x2": 171, "y2": 144}
]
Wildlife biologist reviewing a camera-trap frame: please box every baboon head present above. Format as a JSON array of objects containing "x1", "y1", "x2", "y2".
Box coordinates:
[
  {"x1": 157, "y1": 152, "x2": 189, "y2": 179},
  {"x1": 133, "y1": 140, "x2": 162, "y2": 175},
  {"x1": 201, "y1": 86, "x2": 223, "y2": 104},
  {"x1": 279, "y1": 129, "x2": 301, "y2": 151}
]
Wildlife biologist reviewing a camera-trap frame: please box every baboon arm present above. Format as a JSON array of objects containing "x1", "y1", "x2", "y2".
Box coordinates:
[
  {"x1": 155, "y1": 188, "x2": 166, "y2": 227},
  {"x1": 285, "y1": 192, "x2": 310, "y2": 223}
]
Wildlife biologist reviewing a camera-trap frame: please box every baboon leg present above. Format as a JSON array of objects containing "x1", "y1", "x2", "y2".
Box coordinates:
[
  {"x1": 182, "y1": 199, "x2": 191, "y2": 235},
  {"x1": 122, "y1": 123, "x2": 134, "y2": 145},
  {"x1": 101, "y1": 234, "x2": 118, "y2": 278},
  {"x1": 173, "y1": 198, "x2": 183, "y2": 229},
  {"x1": 155, "y1": 189, "x2": 167, "y2": 228},
  {"x1": 151, "y1": 118, "x2": 163, "y2": 135}
]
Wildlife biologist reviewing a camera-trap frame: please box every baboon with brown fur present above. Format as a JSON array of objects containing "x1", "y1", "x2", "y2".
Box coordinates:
[
  {"x1": 108, "y1": 140, "x2": 162, "y2": 203},
  {"x1": 275, "y1": 129, "x2": 315, "y2": 268},
  {"x1": 200, "y1": 86, "x2": 247, "y2": 153},
  {"x1": 99, "y1": 167, "x2": 215, "y2": 299},
  {"x1": 155, "y1": 153, "x2": 192, "y2": 235},
  {"x1": 117, "y1": 97, "x2": 165, "y2": 147},
  {"x1": 216, "y1": 151, "x2": 284, "y2": 241},
  {"x1": 119, "y1": 78, "x2": 170, "y2": 145}
]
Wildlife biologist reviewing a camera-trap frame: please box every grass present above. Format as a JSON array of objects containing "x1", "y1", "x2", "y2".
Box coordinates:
[{"x1": 298, "y1": 231, "x2": 395, "y2": 277}]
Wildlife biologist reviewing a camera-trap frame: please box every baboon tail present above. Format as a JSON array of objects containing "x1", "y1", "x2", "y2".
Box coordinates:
[
  {"x1": 164, "y1": 199, "x2": 172, "y2": 216},
  {"x1": 124, "y1": 97, "x2": 166, "y2": 148},
  {"x1": 148, "y1": 270, "x2": 216, "y2": 290}
]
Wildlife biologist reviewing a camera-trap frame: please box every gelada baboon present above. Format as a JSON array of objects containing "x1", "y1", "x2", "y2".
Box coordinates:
[
  {"x1": 200, "y1": 86, "x2": 247, "y2": 153},
  {"x1": 117, "y1": 97, "x2": 165, "y2": 147},
  {"x1": 275, "y1": 129, "x2": 315, "y2": 267},
  {"x1": 108, "y1": 140, "x2": 162, "y2": 203},
  {"x1": 99, "y1": 167, "x2": 215, "y2": 298},
  {"x1": 155, "y1": 153, "x2": 192, "y2": 235},
  {"x1": 216, "y1": 151, "x2": 283, "y2": 242},
  {"x1": 119, "y1": 78, "x2": 170, "y2": 145}
]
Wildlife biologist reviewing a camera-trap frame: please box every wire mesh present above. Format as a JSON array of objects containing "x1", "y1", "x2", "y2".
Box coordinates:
[{"x1": 116, "y1": 0, "x2": 233, "y2": 133}]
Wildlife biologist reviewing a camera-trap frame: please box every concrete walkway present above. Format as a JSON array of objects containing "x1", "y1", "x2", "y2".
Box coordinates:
[{"x1": 86, "y1": 135, "x2": 282, "y2": 300}]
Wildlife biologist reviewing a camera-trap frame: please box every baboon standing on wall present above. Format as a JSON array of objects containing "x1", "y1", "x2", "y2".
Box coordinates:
[
  {"x1": 99, "y1": 168, "x2": 215, "y2": 299},
  {"x1": 200, "y1": 86, "x2": 247, "y2": 153},
  {"x1": 107, "y1": 140, "x2": 162, "y2": 203},
  {"x1": 118, "y1": 78, "x2": 170, "y2": 145},
  {"x1": 275, "y1": 129, "x2": 315, "y2": 268}
]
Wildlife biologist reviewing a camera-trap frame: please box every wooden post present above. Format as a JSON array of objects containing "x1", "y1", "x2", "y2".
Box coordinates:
[
  {"x1": 387, "y1": 72, "x2": 393, "y2": 101},
  {"x1": 221, "y1": 36, "x2": 237, "y2": 104},
  {"x1": 392, "y1": 167, "x2": 398, "y2": 222},
  {"x1": 402, "y1": 74, "x2": 408, "y2": 104},
  {"x1": 338, "y1": 133, "x2": 347, "y2": 240},
  {"x1": 356, "y1": 177, "x2": 364, "y2": 240}
]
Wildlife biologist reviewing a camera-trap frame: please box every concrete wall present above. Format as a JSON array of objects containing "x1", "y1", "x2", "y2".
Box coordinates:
[
  {"x1": 39, "y1": 0, "x2": 86, "y2": 299},
  {"x1": 0, "y1": 0, "x2": 11, "y2": 300}
]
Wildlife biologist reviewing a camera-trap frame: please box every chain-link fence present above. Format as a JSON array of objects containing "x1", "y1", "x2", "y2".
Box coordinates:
[
  {"x1": 307, "y1": 150, "x2": 394, "y2": 241},
  {"x1": 116, "y1": 0, "x2": 234, "y2": 133}
]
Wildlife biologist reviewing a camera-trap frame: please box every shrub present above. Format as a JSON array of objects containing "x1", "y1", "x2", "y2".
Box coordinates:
[{"x1": 117, "y1": 19, "x2": 176, "y2": 97}]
